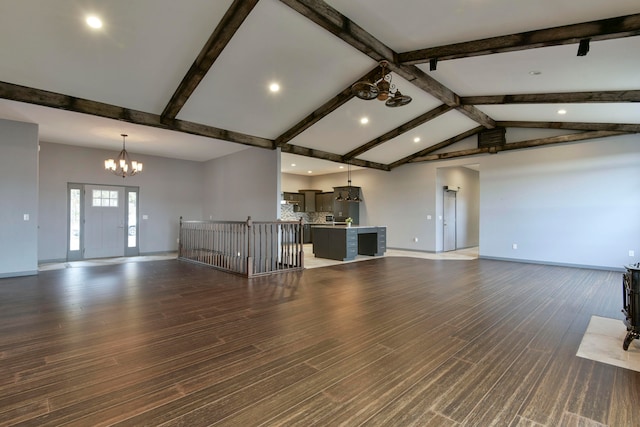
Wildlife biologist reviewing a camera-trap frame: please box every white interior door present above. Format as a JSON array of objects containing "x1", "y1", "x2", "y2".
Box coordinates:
[
  {"x1": 84, "y1": 185, "x2": 125, "y2": 259},
  {"x1": 443, "y1": 190, "x2": 457, "y2": 252}
]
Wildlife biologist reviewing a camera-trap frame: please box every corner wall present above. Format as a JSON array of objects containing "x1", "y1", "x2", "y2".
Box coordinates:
[
  {"x1": 0, "y1": 119, "x2": 39, "y2": 277},
  {"x1": 203, "y1": 147, "x2": 280, "y2": 221}
]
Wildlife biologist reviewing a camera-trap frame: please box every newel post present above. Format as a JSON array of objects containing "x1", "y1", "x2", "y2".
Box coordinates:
[
  {"x1": 178, "y1": 216, "x2": 183, "y2": 258},
  {"x1": 299, "y1": 217, "x2": 304, "y2": 269},
  {"x1": 246, "y1": 216, "x2": 254, "y2": 277}
]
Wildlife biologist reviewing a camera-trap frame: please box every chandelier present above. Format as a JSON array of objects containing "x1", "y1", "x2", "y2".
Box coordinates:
[
  {"x1": 104, "y1": 134, "x2": 143, "y2": 178},
  {"x1": 351, "y1": 60, "x2": 412, "y2": 107},
  {"x1": 336, "y1": 162, "x2": 361, "y2": 202}
]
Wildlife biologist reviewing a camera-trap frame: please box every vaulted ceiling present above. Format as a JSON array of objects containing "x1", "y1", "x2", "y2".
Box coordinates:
[{"x1": 0, "y1": 0, "x2": 638, "y2": 176}]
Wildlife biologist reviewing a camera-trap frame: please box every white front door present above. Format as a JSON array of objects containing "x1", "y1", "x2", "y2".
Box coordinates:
[{"x1": 84, "y1": 185, "x2": 125, "y2": 259}]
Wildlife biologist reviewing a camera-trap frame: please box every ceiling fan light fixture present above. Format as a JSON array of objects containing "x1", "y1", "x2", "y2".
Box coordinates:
[
  {"x1": 351, "y1": 60, "x2": 411, "y2": 107},
  {"x1": 376, "y1": 79, "x2": 390, "y2": 101},
  {"x1": 351, "y1": 81, "x2": 378, "y2": 100},
  {"x1": 385, "y1": 90, "x2": 412, "y2": 107}
]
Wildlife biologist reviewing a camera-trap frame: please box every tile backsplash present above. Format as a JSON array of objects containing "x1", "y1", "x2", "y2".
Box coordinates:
[{"x1": 281, "y1": 204, "x2": 331, "y2": 223}]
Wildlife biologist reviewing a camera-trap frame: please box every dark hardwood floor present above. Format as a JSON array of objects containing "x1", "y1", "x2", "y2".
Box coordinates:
[{"x1": 0, "y1": 257, "x2": 638, "y2": 426}]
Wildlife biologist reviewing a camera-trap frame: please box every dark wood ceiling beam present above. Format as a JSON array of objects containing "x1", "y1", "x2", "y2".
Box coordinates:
[
  {"x1": 389, "y1": 126, "x2": 484, "y2": 169},
  {"x1": 457, "y1": 104, "x2": 497, "y2": 128},
  {"x1": 280, "y1": 0, "x2": 496, "y2": 131},
  {"x1": 410, "y1": 130, "x2": 628, "y2": 163},
  {"x1": 280, "y1": 143, "x2": 390, "y2": 171},
  {"x1": 462, "y1": 90, "x2": 640, "y2": 105},
  {"x1": 278, "y1": 0, "x2": 395, "y2": 62},
  {"x1": 389, "y1": 63, "x2": 495, "y2": 128},
  {"x1": 161, "y1": 0, "x2": 259, "y2": 121},
  {"x1": 274, "y1": 67, "x2": 381, "y2": 147},
  {"x1": 343, "y1": 104, "x2": 453, "y2": 160},
  {"x1": 391, "y1": 63, "x2": 460, "y2": 107},
  {"x1": 497, "y1": 121, "x2": 640, "y2": 132},
  {"x1": 0, "y1": 81, "x2": 274, "y2": 149},
  {"x1": 399, "y1": 13, "x2": 640, "y2": 64}
]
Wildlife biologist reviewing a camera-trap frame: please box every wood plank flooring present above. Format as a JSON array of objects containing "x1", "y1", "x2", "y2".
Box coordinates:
[{"x1": 0, "y1": 257, "x2": 638, "y2": 426}]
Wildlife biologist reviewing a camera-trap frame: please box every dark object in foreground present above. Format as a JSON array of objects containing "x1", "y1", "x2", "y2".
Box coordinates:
[{"x1": 622, "y1": 263, "x2": 640, "y2": 350}]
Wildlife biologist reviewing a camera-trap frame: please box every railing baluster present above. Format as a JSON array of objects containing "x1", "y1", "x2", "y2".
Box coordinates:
[{"x1": 177, "y1": 217, "x2": 303, "y2": 277}]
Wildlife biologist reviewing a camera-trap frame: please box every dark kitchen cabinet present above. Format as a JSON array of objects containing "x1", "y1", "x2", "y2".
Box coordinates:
[
  {"x1": 333, "y1": 186, "x2": 360, "y2": 224},
  {"x1": 299, "y1": 189, "x2": 321, "y2": 212},
  {"x1": 315, "y1": 192, "x2": 334, "y2": 212},
  {"x1": 282, "y1": 192, "x2": 304, "y2": 212},
  {"x1": 303, "y1": 224, "x2": 312, "y2": 243},
  {"x1": 312, "y1": 226, "x2": 386, "y2": 261}
]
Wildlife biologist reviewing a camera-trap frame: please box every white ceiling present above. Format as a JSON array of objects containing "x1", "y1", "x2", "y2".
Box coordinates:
[{"x1": 0, "y1": 0, "x2": 638, "y2": 176}]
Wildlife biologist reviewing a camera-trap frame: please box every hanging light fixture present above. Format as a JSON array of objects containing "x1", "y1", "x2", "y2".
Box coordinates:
[
  {"x1": 351, "y1": 60, "x2": 412, "y2": 107},
  {"x1": 104, "y1": 134, "x2": 143, "y2": 178},
  {"x1": 336, "y1": 162, "x2": 361, "y2": 202}
]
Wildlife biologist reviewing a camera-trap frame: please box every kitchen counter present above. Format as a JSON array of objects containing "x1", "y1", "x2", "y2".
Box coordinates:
[{"x1": 312, "y1": 225, "x2": 386, "y2": 261}]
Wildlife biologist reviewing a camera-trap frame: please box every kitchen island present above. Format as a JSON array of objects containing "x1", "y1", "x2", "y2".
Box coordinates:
[{"x1": 312, "y1": 225, "x2": 386, "y2": 261}]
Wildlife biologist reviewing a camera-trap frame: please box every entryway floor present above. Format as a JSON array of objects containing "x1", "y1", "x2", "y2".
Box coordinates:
[
  {"x1": 39, "y1": 246, "x2": 479, "y2": 271},
  {"x1": 39, "y1": 253, "x2": 178, "y2": 271},
  {"x1": 303, "y1": 244, "x2": 478, "y2": 269}
]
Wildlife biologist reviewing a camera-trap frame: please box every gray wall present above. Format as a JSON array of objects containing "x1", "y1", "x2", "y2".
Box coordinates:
[
  {"x1": 281, "y1": 173, "x2": 313, "y2": 193},
  {"x1": 479, "y1": 134, "x2": 640, "y2": 269},
  {"x1": 203, "y1": 147, "x2": 280, "y2": 221},
  {"x1": 301, "y1": 132, "x2": 639, "y2": 269},
  {"x1": 4, "y1": 116, "x2": 637, "y2": 272},
  {"x1": 38, "y1": 142, "x2": 205, "y2": 262},
  {"x1": 0, "y1": 119, "x2": 39, "y2": 277}
]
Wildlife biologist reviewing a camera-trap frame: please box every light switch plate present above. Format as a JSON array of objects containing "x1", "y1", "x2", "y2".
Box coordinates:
[{"x1": 23, "y1": 214, "x2": 29, "y2": 221}]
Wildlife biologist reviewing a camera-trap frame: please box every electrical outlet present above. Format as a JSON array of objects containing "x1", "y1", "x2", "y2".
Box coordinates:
[
  {"x1": 512, "y1": 243, "x2": 518, "y2": 250},
  {"x1": 630, "y1": 250, "x2": 635, "y2": 257}
]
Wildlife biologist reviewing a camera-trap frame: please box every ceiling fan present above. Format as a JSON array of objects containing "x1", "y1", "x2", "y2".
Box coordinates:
[{"x1": 351, "y1": 60, "x2": 412, "y2": 107}]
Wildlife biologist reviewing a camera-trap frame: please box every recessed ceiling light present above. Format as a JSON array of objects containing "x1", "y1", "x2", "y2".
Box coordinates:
[
  {"x1": 86, "y1": 15, "x2": 103, "y2": 29},
  {"x1": 269, "y1": 82, "x2": 280, "y2": 93},
  {"x1": 557, "y1": 109, "x2": 567, "y2": 115},
  {"x1": 307, "y1": 170, "x2": 312, "y2": 174},
  {"x1": 413, "y1": 137, "x2": 421, "y2": 143},
  {"x1": 339, "y1": 166, "x2": 344, "y2": 169},
  {"x1": 291, "y1": 163, "x2": 296, "y2": 167},
  {"x1": 360, "y1": 117, "x2": 369, "y2": 125}
]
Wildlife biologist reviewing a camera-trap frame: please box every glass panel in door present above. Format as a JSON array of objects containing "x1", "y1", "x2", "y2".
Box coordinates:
[
  {"x1": 125, "y1": 188, "x2": 139, "y2": 256},
  {"x1": 67, "y1": 184, "x2": 83, "y2": 261}
]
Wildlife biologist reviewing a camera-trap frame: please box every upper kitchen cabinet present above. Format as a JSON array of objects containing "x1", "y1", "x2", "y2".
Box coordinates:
[
  {"x1": 315, "y1": 192, "x2": 334, "y2": 213},
  {"x1": 333, "y1": 186, "x2": 360, "y2": 224},
  {"x1": 282, "y1": 192, "x2": 304, "y2": 212},
  {"x1": 299, "y1": 190, "x2": 321, "y2": 213}
]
